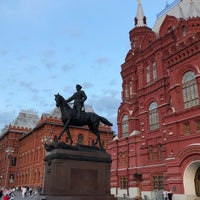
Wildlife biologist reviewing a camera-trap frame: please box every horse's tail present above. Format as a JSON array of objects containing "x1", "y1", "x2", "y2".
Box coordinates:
[{"x1": 99, "y1": 116, "x2": 113, "y2": 126}]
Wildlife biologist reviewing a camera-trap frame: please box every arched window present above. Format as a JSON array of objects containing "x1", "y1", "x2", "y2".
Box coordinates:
[
  {"x1": 149, "y1": 102, "x2": 159, "y2": 131},
  {"x1": 153, "y1": 62, "x2": 157, "y2": 81},
  {"x1": 158, "y1": 144, "x2": 163, "y2": 159},
  {"x1": 146, "y1": 65, "x2": 150, "y2": 85},
  {"x1": 182, "y1": 71, "x2": 199, "y2": 109},
  {"x1": 122, "y1": 115, "x2": 129, "y2": 137},
  {"x1": 129, "y1": 81, "x2": 133, "y2": 97},
  {"x1": 77, "y1": 134, "x2": 84, "y2": 144},
  {"x1": 53, "y1": 135, "x2": 58, "y2": 142},
  {"x1": 182, "y1": 25, "x2": 187, "y2": 37},
  {"x1": 168, "y1": 26, "x2": 173, "y2": 33},
  {"x1": 125, "y1": 84, "x2": 128, "y2": 99},
  {"x1": 131, "y1": 40, "x2": 136, "y2": 49},
  {"x1": 149, "y1": 145, "x2": 154, "y2": 160}
]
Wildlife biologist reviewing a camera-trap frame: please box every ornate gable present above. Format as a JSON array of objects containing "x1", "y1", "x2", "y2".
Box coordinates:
[
  {"x1": 159, "y1": 15, "x2": 178, "y2": 37},
  {"x1": 141, "y1": 31, "x2": 156, "y2": 49}
]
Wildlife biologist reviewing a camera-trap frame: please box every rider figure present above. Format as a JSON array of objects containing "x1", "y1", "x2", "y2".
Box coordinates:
[{"x1": 65, "y1": 84, "x2": 87, "y2": 119}]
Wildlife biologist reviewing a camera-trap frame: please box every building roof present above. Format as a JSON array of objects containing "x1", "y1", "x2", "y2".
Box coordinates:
[
  {"x1": 10, "y1": 110, "x2": 40, "y2": 129},
  {"x1": 0, "y1": 110, "x2": 40, "y2": 136},
  {"x1": 153, "y1": 0, "x2": 200, "y2": 33}
]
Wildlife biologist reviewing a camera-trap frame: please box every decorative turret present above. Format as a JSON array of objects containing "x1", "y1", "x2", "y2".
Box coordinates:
[
  {"x1": 134, "y1": 0, "x2": 147, "y2": 27},
  {"x1": 127, "y1": 0, "x2": 153, "y2": 55}
]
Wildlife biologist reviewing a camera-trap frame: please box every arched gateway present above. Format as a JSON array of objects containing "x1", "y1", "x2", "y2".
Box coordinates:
[
  {"x1": 172, "y1": 143, "x2": 200, "y2": 200},
  {"x1": 183, "y1": 161, "x2": 200, "y2": 198},
  {"x1": 195, "y1": 167, "x2": 200, "y2": 197}
]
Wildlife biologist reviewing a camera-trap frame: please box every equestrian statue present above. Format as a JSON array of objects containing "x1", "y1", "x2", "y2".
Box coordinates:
[{"x1": 54, "y1": 85, "x2": 113, "y2": 149}]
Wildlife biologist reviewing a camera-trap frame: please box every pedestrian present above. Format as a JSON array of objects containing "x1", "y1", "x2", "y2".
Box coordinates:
[
  {"x1": 21, "y1": 186, "x2": 26, "y2": 198},
  {"x1": 0, "y1": 189, "x2": 2, "y2": 198},
  {"x1": 163, "y1": 189, "x2": 168, "y2": 200},
  {"x1": 25, "y1": 186, "x2": 29, "y2": 196},
  {"x1": 38, "y1": 186, "x2": 42, "y2": 194},
  {"x1": 3, "y1": 194, "x2": 9, "y2": 200},
  {"x1": 168, "y1": 189, "x2": 173, "y2": 200},
  {"x1": 29, "y1": 187, "x2": 33, "y2": 196},
  {"x1": 2, "y1": 188, "x2": 9, "y2": 198},
  {"x1": 9, "y1": 192, "x2": 15, "y2": 200}
]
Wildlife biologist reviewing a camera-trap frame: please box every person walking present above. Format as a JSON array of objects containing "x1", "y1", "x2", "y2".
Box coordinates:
[
  {"x1": 21, "y1": 186, "x2": 26, "y2": 198},
  {"x1": 29, "y1": 187, "x2": 33, "y2": 196},
  {"x1": 3, "y1": 194, "x2": 9, "y2": 200},
  {"x1": 168, "y1": 189, "x2": 173, "y2": 200},
  {"x1": 163, "y1": 189, "x2": 168, "y2": 200},
  {"x1": 0, "y1": 189, "x2": 2, "y2": 199}
]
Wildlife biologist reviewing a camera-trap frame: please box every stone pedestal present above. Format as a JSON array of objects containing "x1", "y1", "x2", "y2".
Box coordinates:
[{"x1": 38, "y1": 145, "x2": 116, "y2": 200}]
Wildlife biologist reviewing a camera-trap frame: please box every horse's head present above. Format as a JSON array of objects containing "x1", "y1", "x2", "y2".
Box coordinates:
[{"x1": 55, "y1": 93, "x2": 65, "y2": 108}]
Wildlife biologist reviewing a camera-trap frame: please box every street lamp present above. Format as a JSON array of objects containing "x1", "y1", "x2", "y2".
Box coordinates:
[
  {"x1": 5, "y1": 147, "x2": 14, "y2": 188},
  {"x1": 41, "y1": 136, "x2": 53, "y2": 144},
  {"x1": 0, "y1": 174, "x2": 3, "y2": 189}
]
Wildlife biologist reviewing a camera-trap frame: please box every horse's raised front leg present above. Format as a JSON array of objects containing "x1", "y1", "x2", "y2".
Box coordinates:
[
  {"x1": 97, "y1": 135, "x2": 103, "y2": 149},
  {"x1": 56, "y1": 120, "x2": 70, "y2": 142},
  {"x1": 66, "y1": 128, "x2": 73, "y2": 145}
]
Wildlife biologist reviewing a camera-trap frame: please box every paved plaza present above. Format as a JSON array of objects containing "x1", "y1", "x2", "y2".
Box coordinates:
[
  {"x1": 0, "y1": 191, "x2": 38, "y2": 200},
  {"x1": 0, "y1": 191, "x2": 128, "y2": 200}
]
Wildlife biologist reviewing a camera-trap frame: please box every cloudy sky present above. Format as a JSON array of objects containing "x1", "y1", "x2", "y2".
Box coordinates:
[{"x1": 0, "y1": 0, "x2": 173, "y2": 132}]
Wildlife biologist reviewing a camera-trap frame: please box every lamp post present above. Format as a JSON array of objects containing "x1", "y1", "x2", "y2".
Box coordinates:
[
  {"x1": 0, "y1": 174, "x2": 3, "y2": 185},
  {"x1": 5, "y1": 147, "x2": 14, "y2": 188},
  {"x1": 41, "y1": 136, "x2": 53, "y2": 144}
]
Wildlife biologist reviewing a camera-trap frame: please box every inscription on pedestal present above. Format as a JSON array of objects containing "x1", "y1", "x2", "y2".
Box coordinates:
[{"x1": 71, "y1": 168, "x2": 98, "y2": 193}]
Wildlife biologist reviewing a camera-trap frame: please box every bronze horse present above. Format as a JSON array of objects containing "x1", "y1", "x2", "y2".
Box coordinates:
[{"x1": 54, "y1": 93, "x2": 113, "y2": 148}]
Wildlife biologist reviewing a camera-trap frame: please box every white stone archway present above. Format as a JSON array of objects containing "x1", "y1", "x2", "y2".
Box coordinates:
[{"x1": 183, "y1": 160, "x2": 200, "y2": 197}]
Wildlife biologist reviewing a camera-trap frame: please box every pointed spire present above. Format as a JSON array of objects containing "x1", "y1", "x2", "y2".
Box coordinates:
[{"x1": 134, "y1": 0, "x2": 147, "y2": 27}]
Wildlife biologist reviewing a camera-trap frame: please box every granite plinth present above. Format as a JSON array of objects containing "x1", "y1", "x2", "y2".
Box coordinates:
[{"x1": 38, "y1": 144, "x2": 116, "y2": 200}]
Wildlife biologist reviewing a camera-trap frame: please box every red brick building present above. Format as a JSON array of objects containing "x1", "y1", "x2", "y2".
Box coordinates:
[
  {"x1": 108, "y1": 0, "x2": 200, "y2": 200},
  {"x1": 0, "y1": 106, "x2": 114, "y2": 191}
]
